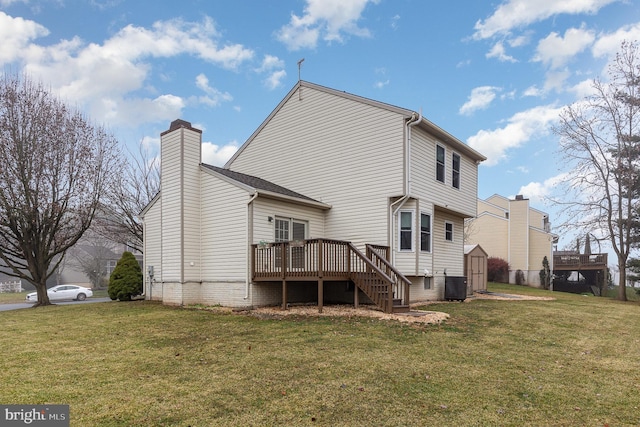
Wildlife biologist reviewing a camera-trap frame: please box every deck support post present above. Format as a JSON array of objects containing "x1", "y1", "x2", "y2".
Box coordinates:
[
  {"x1": 354, "y1": 284, "x2": 359, "y2": 309},
  {"x1": 318, "y1": 239, "x2": 324, "y2": 313},
  {"x1": 282, "y1": 280, "x2": 287, "y2": 310}
]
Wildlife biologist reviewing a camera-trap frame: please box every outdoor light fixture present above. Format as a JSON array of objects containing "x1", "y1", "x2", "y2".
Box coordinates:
[{"x1": 268, "y1": 216, "x2": 273, "y2": 222}]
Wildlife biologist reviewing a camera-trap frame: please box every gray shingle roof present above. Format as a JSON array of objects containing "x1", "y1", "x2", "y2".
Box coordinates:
[{"x1": 201, "y1": 164, "x2": 320, "y2": 203}]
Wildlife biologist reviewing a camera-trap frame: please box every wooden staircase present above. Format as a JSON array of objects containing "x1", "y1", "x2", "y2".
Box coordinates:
[{"x1": 348, "y1": 243, "x2": 411, "y2": 313}]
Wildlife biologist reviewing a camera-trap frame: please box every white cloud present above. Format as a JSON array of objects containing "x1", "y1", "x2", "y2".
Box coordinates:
[
  {"x1": 508, "y1": 34, "x2": 530, "y2": 48},
  {"x1": 543, "y1": 68, "x2": 572, "y2": 93},
  {"x1": 0, "y1": 0, "x2": 28, "y2": 6},
  {"x1": 3, "y1": 14, "x2": 253, "y2": 127},
  {"x1": 264, "y1": 70, "x2": 287, "y2": 90},
  {"x1": 486, "y1": 42, "x2": 517, "y2": 62},
  {"x1": 141, "y1": 135, "x2": 160, "y2": 151},
  {"x1": 256, "y1": 54, "x2": 285, "y2": 72},
  {"x1": 568, "y1": 78, "x2": 597, "y2": 98},
  {"x1": 254, "y1": 55, "x2": 287, "y2": 89},
  {"x1": 374, "y1": 79, "x2": 389, "y2": 89},
  {"x1": 202, "y1": 140, "x2": 240, "y2": 166},
  {"x1": 518, "y1": 173, "x2": 568, "y2": 205},
  {"x1": 0, "y1": 12, "x2": 49, "y2": 64},
  {"x1": 473, "y1": 0, "x2": 618, "y2": 40},
  {"x1": 276, "y1": 0, "x2": 379, "y2": 50},
  {"x1": 592, "y1": 22, "x2": 640, "y2": 59},
  {"x1": 99, "y1": 94, "x2": 186, "y2": 126},
  {"x1": 195, "y1": 73, "x2": 233, "y2": 107},
  {"x1": 459, "y1": 86, "x2": 501, "y2": 115},
  {"x1": 523, "y1": 85, "x2": 543, "y2": 97},
  {"x1": 391, "y1": 14, "x2": 400, "y2": 30},
  {"x1": 533, "y1": 26, "x2": 595, "y2": 69},
  {"x1": 467, "y1": 104, "x2": 563, "y2": 166}
]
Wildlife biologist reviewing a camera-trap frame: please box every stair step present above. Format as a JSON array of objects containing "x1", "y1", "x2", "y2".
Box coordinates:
[{"x1": 392, "y1": 305, "x2": 411, "y2": 313}]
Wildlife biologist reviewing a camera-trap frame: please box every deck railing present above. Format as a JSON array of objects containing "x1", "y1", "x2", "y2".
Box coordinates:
[
  {"x1": 366, "y1": 244, "x2": 411, "y2": 306},
  {"x1": 251, "y1": 239, "x2": 410, "y2": 313},
  {"x1": 553, "y1": 253, "x2": 608, "y2": 268}
]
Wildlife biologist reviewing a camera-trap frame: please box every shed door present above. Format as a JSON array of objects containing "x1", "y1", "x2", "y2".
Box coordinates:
[{"x1": 470, "y1": 255, "x2": 485, "y2": 292}]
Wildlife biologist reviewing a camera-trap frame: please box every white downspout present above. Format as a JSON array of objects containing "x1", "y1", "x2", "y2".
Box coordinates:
[
  {"x1": 245, "y1": 191, "x2": 259, "y2": 300},
  {"x1": 389, "y1": 112, "x2": 422, "y2": 264}
]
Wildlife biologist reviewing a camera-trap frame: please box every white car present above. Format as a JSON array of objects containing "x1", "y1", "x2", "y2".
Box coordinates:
[{"x1": 26, "y1": 285, "x2": 93, "y2": 302}]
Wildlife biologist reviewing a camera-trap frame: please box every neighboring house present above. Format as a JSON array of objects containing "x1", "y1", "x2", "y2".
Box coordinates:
[
  {"x1": 142, "y1": 81, "x2": 486, "y2": 312},
  {"x1": 465, "y1": 194, "x2": 557, "y2": 287}
]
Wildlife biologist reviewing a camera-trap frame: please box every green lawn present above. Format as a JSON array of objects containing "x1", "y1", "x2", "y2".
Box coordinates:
[{"x1": 1, "y1": 285, "x2": 639, "y2": 426}]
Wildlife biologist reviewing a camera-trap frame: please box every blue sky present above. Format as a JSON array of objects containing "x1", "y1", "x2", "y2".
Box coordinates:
[{"x1": 1, "y1": 0, "x2": 640, "y2": 252}]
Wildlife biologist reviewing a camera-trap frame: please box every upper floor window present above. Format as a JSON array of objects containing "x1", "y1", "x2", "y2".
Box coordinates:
[
  {"x1": 399, "y1": 211, "x2": 413, "y2": 251},
  {"x1": 436, "y1": 145, "x2": 445, "y2": 183},
  {"x1": 445, "y1": 221, "x2": 454, "y2": 242},
  {"x1": 420, "y1": 213, "x2": 431, "y2": 252},
  {"x1": 452, "y1": 153, "x2": 461, "y2": 189}
]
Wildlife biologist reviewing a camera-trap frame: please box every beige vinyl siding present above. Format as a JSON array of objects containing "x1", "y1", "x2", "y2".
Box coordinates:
[
  {"x1": 143, "y1": 200, "x2": 162, "y2": 300},
  {"x1": 477, "y1": 199, "x2": 506, "y2": 217},
  {"x1": 486, "y1": 194, "x2": 510, "y2": 210},
  {"x1": 431, "y1": 209, "x2": 465, "y2": 299},
  {"x1": 160, "y1": 130, "x2": 182, "y2": 282},
  {"x1": 529, "y1": 228, "x2": 553, "y2": 274},
  {"x1": 182, "y1": 129, "x2": 201, "y2": 283},
  {"x1": 228, "y1": 85, "x2": 405, "y2": 248},
  {"x1": 508, "y1": 200, "x2": 529, "y2": 271},
  {"x1": 200, "y1": 173, "x2": 248, "y2": 281},
  {"x1": 252, "y1": 198, "x2": 325, "y2": 243},
  {"x1": 433, "y1": 210, "x2": 464, "y2": 276},
  {"x1": 411, "y1": 128, "x2": 477, "y2": 217},
  {"x1": 529, "y1": 209, "x2": 547, "y2": 230},
  {"x1": 466, "y1": 213, "x2": 509, "y2": 261}
]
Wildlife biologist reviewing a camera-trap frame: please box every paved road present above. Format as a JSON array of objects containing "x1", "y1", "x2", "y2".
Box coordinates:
[{"x1": 0, "y1": 297, "x2": 112, "y2": 312}]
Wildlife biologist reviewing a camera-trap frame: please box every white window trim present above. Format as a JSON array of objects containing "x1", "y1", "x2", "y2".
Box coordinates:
[
  {"x1": 445, "y1": 221, "x2": 454, "y2": 242},
  {"x1": 452, "y1": 151, "x2": 461, "y2": 189},
  {"x1": 274, "y1": 217, "x2": 308, "y2": 242},
  {"x1": 420, "y1": 212, "x2": 432, "y2": 253},
  {"x1": 398, "y1": 210, "x2": 414, "y2": 252},
  {"x1": 436, "y1": 144, "x2": 446, "y2": 184}
]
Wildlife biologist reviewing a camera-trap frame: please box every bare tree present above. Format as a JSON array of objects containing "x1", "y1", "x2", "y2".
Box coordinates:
[
  {"x1": 0, "y1": 73, "x2": 120, "y2": 306},
  {"x1": 553, "y1": 41, "x2": 640, "y2": 301},
  {"x1": 94, "y1": 142, "x2": 159, "y2": 254},
  {"x1": 67, "y1": 230, "x2": 119, "y2": 289}
]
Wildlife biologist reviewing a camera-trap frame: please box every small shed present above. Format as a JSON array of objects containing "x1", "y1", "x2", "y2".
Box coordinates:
[{"x1": 464, "y1": 244, "x2": 488, "y2": 294}]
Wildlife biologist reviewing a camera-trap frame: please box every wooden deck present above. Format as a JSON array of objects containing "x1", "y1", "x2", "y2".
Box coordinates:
[
  {"x1": 251, "y1": 239, "x2": 411, "y2": 313},
  {"x1": 553, "y1": 253, "x2": 608, "y2": 271}
]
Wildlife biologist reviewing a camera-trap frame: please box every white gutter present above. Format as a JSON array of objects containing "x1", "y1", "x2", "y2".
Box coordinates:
[
  {"x1": 245, "y1": 191, "x2": 259, "y2": 300},
  {"x1": 389, "y1": 112, "x2": 423, "y2": 264}
]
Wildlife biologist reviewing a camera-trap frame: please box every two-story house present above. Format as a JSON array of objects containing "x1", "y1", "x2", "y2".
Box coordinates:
[
  {"x1": 142, "y1": 81, "x2": 486, "y2": 312},
  {"x1": 465, "y1": 194, "x2": 557, "y2": 287}
]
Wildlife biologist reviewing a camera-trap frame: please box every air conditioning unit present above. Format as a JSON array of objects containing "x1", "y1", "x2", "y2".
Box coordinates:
[{"x1": 445, "y1": 276, "x2": 467, "y2": 301}]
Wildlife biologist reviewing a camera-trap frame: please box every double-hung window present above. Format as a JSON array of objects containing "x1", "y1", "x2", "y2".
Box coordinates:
[
  {"x1": 420, "y1": 213, "x2": 431, "y2": 252},
  {"x1": 399, "y1": 211, "x2": 413, "y2": 251},
  {"x1": 436, "y1": 145, "x2": 445, "y2": 183},
  {"x1": 445, "y1": 221, "x2": 454, "y2": 242},
  {"x1": 452, "y1": 152, "x2": 461, "y2": 189}
]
